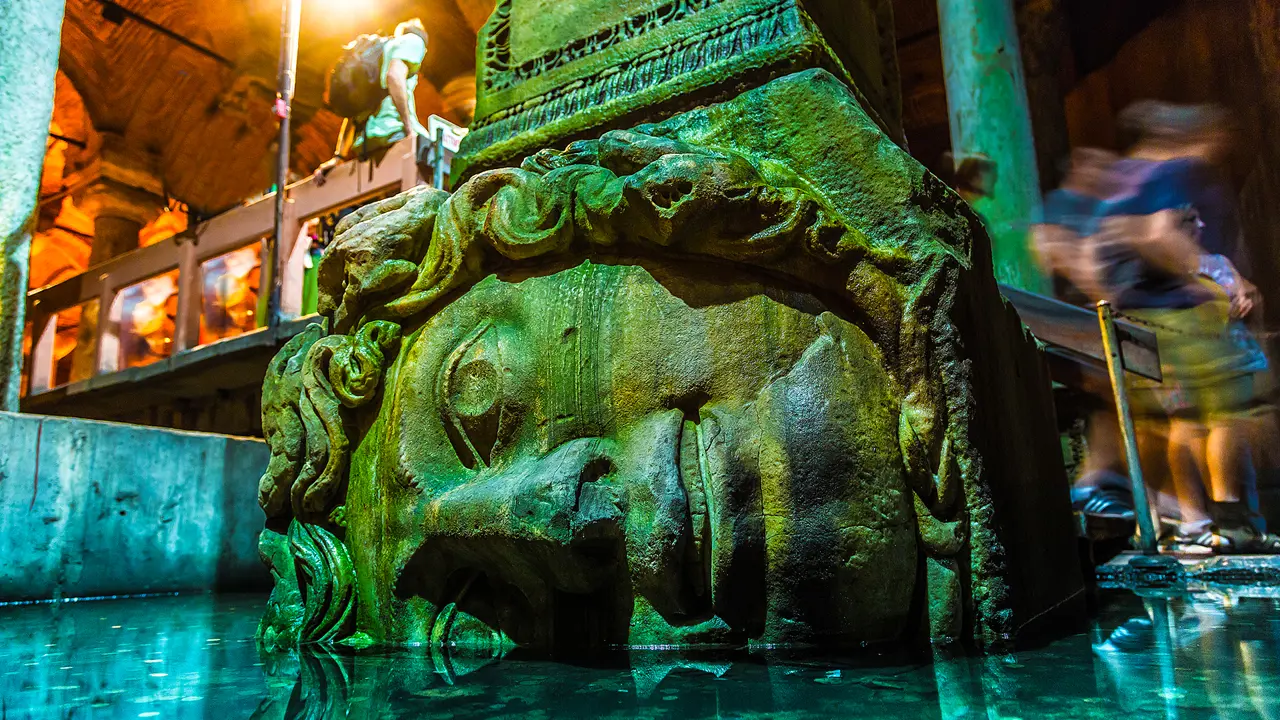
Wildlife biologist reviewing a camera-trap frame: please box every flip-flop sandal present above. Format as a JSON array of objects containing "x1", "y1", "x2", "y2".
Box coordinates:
[
  {"x1": 1074, "y1": 489, "x2": 1136, "y2": 521},
  {"x1": 1164, "y1": 530, "x2": 1229, "y2": 556}
]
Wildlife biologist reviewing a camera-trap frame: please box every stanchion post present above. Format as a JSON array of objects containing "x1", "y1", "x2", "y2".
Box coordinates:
[
  {"x1": 267, "y1": 0, "x2": 302, "y2": 331},
  {"x1": 1096, "y1": 300, "x2": 1161, "y2": 554},
  {"x1": 433, "y1": 127, "x2": 446, "y2": 192}
]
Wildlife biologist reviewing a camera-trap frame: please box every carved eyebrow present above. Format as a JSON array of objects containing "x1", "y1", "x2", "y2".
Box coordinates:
[{"x1": 436, "y1": 320, "x2": 496, "y2": 470}]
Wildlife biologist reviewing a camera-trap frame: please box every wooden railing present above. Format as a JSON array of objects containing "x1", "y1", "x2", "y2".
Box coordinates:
[
  {"x1": 24, "y1": 117, "x2": 466, "y2": 397},
  {"x1": 23, "y1": 118, "x2": 1158, "y2": 400}
]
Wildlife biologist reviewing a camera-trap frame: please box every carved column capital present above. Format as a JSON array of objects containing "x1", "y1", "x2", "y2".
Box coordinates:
[
  {"x1": 73, "y1": 133, "x2": 166, "y2": 263},
  {"x1": 77, "y1": 132, "x2": 165, "y2": 220},
  {"x1": 79, "y1": 177, "x2": 164, "y2": 227}
]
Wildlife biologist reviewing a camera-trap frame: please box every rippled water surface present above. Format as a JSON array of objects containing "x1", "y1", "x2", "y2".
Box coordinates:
[{"x1": 3, "y1": 591, "x2": 1279, "y2": 718}]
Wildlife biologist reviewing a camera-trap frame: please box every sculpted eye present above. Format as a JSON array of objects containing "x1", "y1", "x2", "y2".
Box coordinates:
[
  {"x1": 439, "y1": 322, "x2": 502, "y2": 469},
  {"x1": 451, "y1": 358, "x2": 499, "y2": 418}
]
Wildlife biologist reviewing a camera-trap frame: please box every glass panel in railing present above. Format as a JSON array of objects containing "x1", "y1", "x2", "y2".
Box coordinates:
[
  {"x1": 199, "y1": 242, "x2": 263, "y2": 345},
  {"x1": 52, "y1": 299, "x2": 99, "y2": 386},
  {"x1": 117, "y1": 270, "x2": 179, "y2": 369}
]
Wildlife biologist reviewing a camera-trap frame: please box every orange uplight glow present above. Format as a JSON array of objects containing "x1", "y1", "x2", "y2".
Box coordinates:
[{"x1": 139, "y1": 205, "x2": 189, "y2": 248}]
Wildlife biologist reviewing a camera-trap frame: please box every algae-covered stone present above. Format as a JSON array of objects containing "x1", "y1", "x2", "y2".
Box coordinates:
[
  {"x1": 257, "y1": 69, "x2": 1080, "y2": 654},
  {"x1": 455, "y1": 0, "x2": 903, "y2": 180}
]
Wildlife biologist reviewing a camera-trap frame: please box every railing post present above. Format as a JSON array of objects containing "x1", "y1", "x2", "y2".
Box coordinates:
[
  {"x1": 27, "y1": 309, "x2": 55, "y2": 394},
  {"x1": 173, "y1": 237, "x2": 201, "y2": 351},
  {"x1": 402, "y1": 134, "x2": 423, "y2": 192},
  {"x1": 274, "y1": 198, "x2": 302, "y2": 323},
  {"x1": 95, "y1": 278, "x2": 119, "y2": 375}
]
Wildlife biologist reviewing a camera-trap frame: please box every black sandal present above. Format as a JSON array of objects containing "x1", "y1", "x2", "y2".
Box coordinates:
[
  {"x1": 1226, "y1": 529, "x2": 1280, "y2": 555},
  {"x1": 1073, "y1": 488, "x2": 1136, "y2": 521}
]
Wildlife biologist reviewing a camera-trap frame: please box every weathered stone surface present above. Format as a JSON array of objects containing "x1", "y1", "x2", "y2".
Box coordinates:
[
  {"x1": 0, "y1": 412, "x2": 270, "y2": 600},
  {"x1": 258, "y1": 69, "x2": 1080, "y2": 654},
  {"x1": 0, "y1": 0, "x2": 65, "y2": 409},
  {"x1": 454, "y1": 0, "x2": 902, "y2": 180}
]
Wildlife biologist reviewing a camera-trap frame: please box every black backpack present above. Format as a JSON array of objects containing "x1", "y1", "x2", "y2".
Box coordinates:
[{"x1": 324, "y1": 34, "x2": 388, "y2": 120}]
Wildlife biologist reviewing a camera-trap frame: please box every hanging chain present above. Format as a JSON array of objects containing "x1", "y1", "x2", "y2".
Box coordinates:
[{"x1": 1110, "y1": 308, "x2": 1280, "y2": 341}]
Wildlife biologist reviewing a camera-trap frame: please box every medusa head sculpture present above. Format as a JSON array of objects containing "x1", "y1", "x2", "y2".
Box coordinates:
[{"x1": 256, "y1": 72, "x2": 1075, "y2": 656}]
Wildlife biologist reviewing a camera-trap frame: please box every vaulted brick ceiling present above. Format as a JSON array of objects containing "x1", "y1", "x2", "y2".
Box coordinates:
[
  {"x1": 50, "y1": 0, "x2": 1173, "y2": 219},
  {"x1": 49, "y1": 0, "x2": 964, "y2": 219},
  {"x1": 55, "y1": 0, "x2": 495, "y2": 216}
]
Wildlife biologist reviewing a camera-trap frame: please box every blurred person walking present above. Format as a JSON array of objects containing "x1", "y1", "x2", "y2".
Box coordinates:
[
  {"x1": 1036, "y1": 147, "x2": 1119, "y2": 306},
  {"x1": 1034, "y1": 148, "x2": 1139, "y2": 527},
  {"x1": 1098, "y1": 101, "x2": 1275, "y2": 553}
]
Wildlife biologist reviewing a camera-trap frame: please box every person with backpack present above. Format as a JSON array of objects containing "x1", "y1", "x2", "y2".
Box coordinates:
[{"x1": 313, "y1": 19, "x2": 431, "y2": 185}]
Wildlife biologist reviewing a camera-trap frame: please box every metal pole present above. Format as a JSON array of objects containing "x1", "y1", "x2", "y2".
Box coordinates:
[
  {"x1": 1096, "y1": 300, "x2": 1160, "y2": 554},
  {"x1": 267, "y1": 0, "x2": 302, "y2": 330},
  {"x1": 432, "y1": 127, "x2": 446, "y2": 191}
]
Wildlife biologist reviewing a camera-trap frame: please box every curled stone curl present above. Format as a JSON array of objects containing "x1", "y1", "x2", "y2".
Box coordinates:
[
  {"x1": 289, "y1": 519, "x2": 356, "y2": 644},
  {"x1": 259, "y1": 321, "x2": 400, "y2": 525}
]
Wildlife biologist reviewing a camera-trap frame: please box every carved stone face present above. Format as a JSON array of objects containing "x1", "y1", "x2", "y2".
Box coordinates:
[
  {"x1": 257, "y1": 70, "x2": 1081, "y2": 657},
  {"x1": 351, "y1": 259, "x2": 918, "y2": 650}
]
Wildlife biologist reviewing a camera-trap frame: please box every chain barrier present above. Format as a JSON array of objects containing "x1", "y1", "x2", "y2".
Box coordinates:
[{"x1": 1110, "y1": 308, "x2": 1280, "y2": 342}]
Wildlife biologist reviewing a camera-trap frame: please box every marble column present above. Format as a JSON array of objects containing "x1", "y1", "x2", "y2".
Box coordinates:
[
  {"x1": 66, "y1": 135, "x2": 164, "y2": 379},
  {"x1": 937, "y1": 0, "x2": 1045, "y2": 292},
  {"x1": 0, "y1": 0, "x2": 67, "y2": 410},
  {"x1": 80, "y1": 133, "x2": 165, "y2": 265}
]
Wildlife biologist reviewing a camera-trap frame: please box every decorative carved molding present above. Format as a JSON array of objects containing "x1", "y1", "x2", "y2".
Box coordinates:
[
  {"x1": 481, "y1": 0, "x2": 726, "y2": 94},
  {"x1": 471, "y1": 2, "x2": 804, "y2": 148}
]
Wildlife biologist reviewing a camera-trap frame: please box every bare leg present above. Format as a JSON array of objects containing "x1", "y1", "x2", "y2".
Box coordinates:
[
  {"x1": 1205, "y1": 421, "x2": 1247, "y2": 503},
  {"x1": 1137, "y1": 420, "x2": 1176, "y2": 524},
  {"x1": 1167, "y1": 418, "x2": 1212, "y2": 534}
]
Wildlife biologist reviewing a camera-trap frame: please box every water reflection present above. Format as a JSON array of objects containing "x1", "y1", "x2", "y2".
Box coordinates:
[
  {"x1": 0, "y1": 595, "x2": 262, "y2": 719},
  {"x1": 1094, "y1": 592, "x2": 1280, "y2": 719},
  {"x1": 3, "y1": 592, "x2": 1280, "y2": 718}
]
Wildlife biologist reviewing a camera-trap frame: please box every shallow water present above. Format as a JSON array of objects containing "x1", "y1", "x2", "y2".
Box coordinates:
[{"x1": 2, "y1": 591, "x2": 1278, "y2": 719}]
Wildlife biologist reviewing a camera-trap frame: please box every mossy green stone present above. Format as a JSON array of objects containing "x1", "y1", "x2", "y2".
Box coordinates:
[
  {"x1": 258, "y1": 70, "x2": 1081, "y2": 655},
  {"x1": 454, "y1": 0, "x2": 902, "y2": 181}
]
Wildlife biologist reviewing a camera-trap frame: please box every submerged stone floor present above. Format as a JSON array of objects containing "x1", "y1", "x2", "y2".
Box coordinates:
[{"x1": 2, "y1": 590, "x2": 1279, "y2": 718}]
